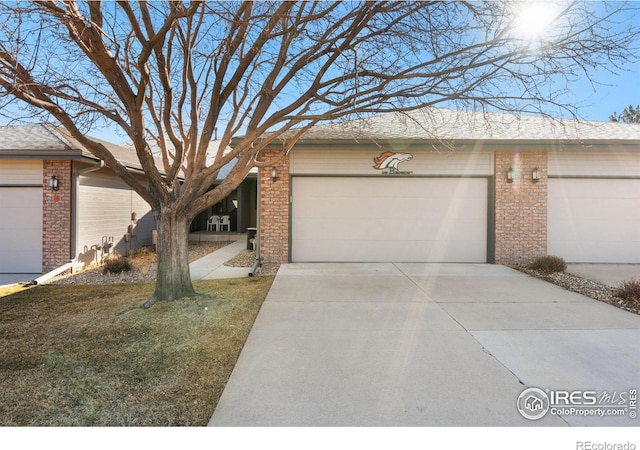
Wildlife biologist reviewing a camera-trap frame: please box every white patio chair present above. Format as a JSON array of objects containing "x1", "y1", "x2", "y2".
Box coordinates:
[
  {"x1": 207, "y1": 215, "x2": 220, "y2": 231},
  {"x1": 219, "y1": 215, "x2": 231, "y2": 231}
]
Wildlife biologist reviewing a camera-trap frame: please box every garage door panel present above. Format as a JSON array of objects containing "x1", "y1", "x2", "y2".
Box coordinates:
[
  {"x1": 0, "y1": 207, "x2": 42, "y2": 225},
  {"x1": 553, "y1": 199, "x2": 639, "y2": 219},
  {"x1": 294, "y1": 217, "x2": 487, "y2": 242},
  {"x1": 548, "y1": 179, "x2": 640, "y2": 263},
  {"x1": 294, "y1": 238, "x2": 487, "y2": 263},
  {"x1": 0, "y1": 187, "x2": 42, "y2": 272},
  {"x1": 292, "y1": 177, "x2": 487, "y2": 263},
  {"x1": 554, "y1": 181, "x2": 640, "y2": 198},
  {"x1": 0, "y1": 227, "x2": 42, "y2": 250},
  {"x1": 300, "y1": 202, "x2": 486, "y2": 222}
]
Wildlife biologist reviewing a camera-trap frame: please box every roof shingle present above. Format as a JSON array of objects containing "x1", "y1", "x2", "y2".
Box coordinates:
[{"x1": 293, "y1": 107, "x2": 640, "y2": 144}]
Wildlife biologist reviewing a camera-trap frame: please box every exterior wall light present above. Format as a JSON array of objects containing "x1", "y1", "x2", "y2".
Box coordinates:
[
  {"x1": 48, "y1": 175, "x2": 59, "y2": 191},
  {"x1": 506, "y1": 168, "x2": 515, "y2": 183},
  {"x1": 532, "y1": 168, "x2": 541, "y2": 183},
  {"x1": 270, "y1": 167, "x2": 277, "y2": 181}
]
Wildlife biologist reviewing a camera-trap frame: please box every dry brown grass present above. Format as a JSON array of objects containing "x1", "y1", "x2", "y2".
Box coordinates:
[
  {"x1": 0, "y1": 277, "x2": 273, "y2": 426},
  {"x1": 615, "y1": 279, "x2": 640, "y2": 306}
]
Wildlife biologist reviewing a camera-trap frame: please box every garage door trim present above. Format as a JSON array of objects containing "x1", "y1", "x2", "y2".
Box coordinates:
[{"x1": 289, "y1": 174, "x2": 494, "y2": 263}]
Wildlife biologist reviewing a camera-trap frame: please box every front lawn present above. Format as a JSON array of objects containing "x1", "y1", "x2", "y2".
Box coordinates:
[{"x1": 0, "y1": 278, "x2": 273, "y2": 426}]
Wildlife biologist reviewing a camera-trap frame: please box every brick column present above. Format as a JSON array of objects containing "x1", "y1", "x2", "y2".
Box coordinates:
[
  {"x1": 259, "y1": 151, "x2": 290, "y2": 263},
  {"x1": 494, "y1": 151, "x2": 547, "y2": 265},
  {"x1": 42, "y1": 160, "x2": 73, "y2": 272}
]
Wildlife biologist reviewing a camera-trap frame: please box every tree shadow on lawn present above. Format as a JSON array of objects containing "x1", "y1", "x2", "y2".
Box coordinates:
[{"x1": 0, "y1": 277, "x2": 273, "y2": 426}]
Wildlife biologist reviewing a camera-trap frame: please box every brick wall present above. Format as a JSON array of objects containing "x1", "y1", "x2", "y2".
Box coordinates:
[
  {"x1": 42, "y1": 160, "x2": 72, "y2": 272},
  {"x1": 259, "y1": 151, "x2": 290, "y2": 263},
  {"x1": 494, "y1": 151, "x2": 548, "y2": 265}
]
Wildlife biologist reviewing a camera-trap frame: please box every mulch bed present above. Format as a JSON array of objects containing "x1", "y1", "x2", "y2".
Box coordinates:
[
  {"x1": 46, "y1": 241, "x2": 280, "y2": 285},
  {"x1": 47, "y1": 241, "x2": 233, "y2": 285}
]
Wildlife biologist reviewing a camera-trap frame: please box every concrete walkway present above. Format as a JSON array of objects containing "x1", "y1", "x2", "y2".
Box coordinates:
[
  {"x1": 189, "y1": 240, "x2": 252, "y2": 280},
  {"x1": 209, "y1": 263, "x2": 640, "y2": 426}
]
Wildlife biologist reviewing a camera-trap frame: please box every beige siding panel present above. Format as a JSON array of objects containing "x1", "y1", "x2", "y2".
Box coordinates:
[
  {"x1": 131, "y1": 193, "x2": 156, "y2": 246},
  {"x1": 0, "y1": 160, "x2": 42, "y2": 185},
  {"x1": 290, "y1": 148, "x2": 492, "y2": 176},
  {"x1": 292, "y1": 177, "x2": 487, "y2": 262},
  {"x1": 548, "y1": 150, "x2": 640, "y2": 177},
  {"x1": 548, "y1": 178, "x2": 640, "y2": 262},
  {"x1": 76, "y1": 170, "x2": 154, "y2": 264},
  {"x1": 0, "y1": 187, "x2": 42, "y2": 272}
]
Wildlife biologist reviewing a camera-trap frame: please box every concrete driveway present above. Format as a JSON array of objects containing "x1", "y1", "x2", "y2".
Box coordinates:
[
  {"x1": 209, "y1": 263, "x2": 640, "y2": 426},
  {"x1": 566, "y1": 264, "x2": 640, "y2": 288}
]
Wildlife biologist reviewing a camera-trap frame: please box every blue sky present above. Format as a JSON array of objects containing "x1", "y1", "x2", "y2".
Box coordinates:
[
  {"x1": 4, "y1": 46, "x2": 637, "y2": 144},
  {"x1": 11, "y1": 57, "x2": 636, "y2": 145},
  {"x1": 565, "y1": 58, "x2": 640, "y2": 122}
]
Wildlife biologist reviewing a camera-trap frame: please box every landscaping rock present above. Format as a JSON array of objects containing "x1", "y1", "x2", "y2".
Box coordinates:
[
  {"x1": 513, "y1": 265, "x2": 640, "y2": 315},
  {"x1": 46, "y1": 241, "x2": 233, "y2": 285}
]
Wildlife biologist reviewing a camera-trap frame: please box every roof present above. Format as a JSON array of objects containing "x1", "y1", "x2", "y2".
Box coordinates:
[
  {"x1": 0, "y1": 123, "x2": 165, "y2": 172},
  {"x1": 288, "y1": 107, "x2": 640, "y2": 145},
  {"x1": 205, "y1": 141, "x2": 257, "y2": 181},
  {"x1": 128, "y1": 138, "x2": 257, "y2": 182},
  {"x1": 0, "y1": 123, "x2": 77, "y2": 155}
]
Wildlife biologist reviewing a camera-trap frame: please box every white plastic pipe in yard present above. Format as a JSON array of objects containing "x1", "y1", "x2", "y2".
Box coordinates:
[{"x1": 30, "y1": 260, "x2": 83, "y2": 285}]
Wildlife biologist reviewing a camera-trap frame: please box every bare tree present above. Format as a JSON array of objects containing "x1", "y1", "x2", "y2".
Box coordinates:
[{"x1": 0, "y1": 1, "x2": 638, "y2": 305}]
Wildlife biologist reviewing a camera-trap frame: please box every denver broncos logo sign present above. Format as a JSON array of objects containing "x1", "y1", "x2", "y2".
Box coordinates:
[{"x1": 372, "y1": 151, "x2": 413, "y2": 174}]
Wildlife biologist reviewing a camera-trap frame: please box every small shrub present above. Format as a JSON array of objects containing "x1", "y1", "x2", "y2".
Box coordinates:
[
  {"x1": 527, "y1": 255, "x2": 567, "y2": 274},
  {"x1": 128, "y1": 246, "x2": 155, "y2": 259},
  {"x1": 103, "y1": 256, "x2": 132, "y2": 274},
  {"x1": 615, "y1": 279, "x2": 640, "y2": 306}
]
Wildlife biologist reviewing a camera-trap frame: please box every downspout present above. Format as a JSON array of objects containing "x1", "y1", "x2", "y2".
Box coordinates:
[
  {"x1": 71, "y1": 160, "x2": 105, "y2": 259},
  {"x1": 248, "y1": 176, "x2": 261, "y2": 277}
]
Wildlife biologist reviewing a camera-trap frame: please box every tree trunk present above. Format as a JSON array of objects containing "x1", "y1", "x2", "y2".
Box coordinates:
[{"x1": 144, "y1": 208, "x2": 196, "y2": 307}]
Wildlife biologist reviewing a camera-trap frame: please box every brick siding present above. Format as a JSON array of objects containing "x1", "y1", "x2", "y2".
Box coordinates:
[
  {"x1": 42, "y1": 160, "x2": 72, "y2": 272},
  {"x1": 259, "y1": 151, "x2": 290, "y2": 263},
  {"x1": 494, "y1": 151, "x2": 548, "y2": 265}
]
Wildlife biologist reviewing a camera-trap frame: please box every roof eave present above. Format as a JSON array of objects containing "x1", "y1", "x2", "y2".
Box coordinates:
[{"x1": 0, "y1": 149, "x2": 85, "y2": 159}]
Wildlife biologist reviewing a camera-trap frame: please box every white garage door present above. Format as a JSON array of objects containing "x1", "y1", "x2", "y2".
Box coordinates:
[
  {"x1": 291, "y1": 177, "x2": 488, "y2": 262},
  {"x1": 548, "y1": 178, "x2": 640, "y2": 262},
  {"x1": 0, "y1": 187, "x2": 43, "y2": 272}
]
